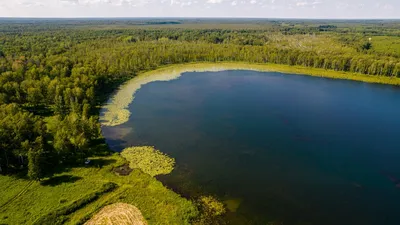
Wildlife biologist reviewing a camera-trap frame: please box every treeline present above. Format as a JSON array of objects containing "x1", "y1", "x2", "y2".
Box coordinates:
[
  {"x1": 1, "y1": 19, "x2": 399, "y2": 36},
  {"x1": 66, "y1": 42, "x2": 400, "y2": 77},
  {"x1": 0, "y1": 24, "x2": 399, "y2": 179}
]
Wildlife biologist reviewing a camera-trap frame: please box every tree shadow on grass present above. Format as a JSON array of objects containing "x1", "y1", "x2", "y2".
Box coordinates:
[
  {"x1": 85, "y1": 158, "x2": 117, "y2": 169},
  {"x1": 40, "y1": 175, "x2": 82, "y2": 187}
]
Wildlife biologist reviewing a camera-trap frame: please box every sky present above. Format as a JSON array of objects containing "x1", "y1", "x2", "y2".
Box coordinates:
[{"x1": 0, "y1": 0, "x2": 399, "y2": 19}]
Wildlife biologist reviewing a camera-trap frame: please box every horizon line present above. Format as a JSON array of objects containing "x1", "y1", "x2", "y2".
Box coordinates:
[{"x1": 0, "y1": 16, "x2": 400, "y2": 20}]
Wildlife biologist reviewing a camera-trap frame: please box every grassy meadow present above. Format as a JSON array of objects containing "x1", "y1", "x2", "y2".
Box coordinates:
[
  {"x1": 0, "y1": 154, "x2": 197, "y2": 225},
  {"x1": 370, "y1": 36, "x2": 400, "y2": 57}
]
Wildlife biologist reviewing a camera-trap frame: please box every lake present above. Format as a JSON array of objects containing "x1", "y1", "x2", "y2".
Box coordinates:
[{"x1": 101, "y1": 69, "x2": 400, "y2": 225}]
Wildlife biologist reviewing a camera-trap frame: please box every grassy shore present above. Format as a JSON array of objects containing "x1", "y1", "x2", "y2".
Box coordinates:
[
  {"x1": 0, "y1": 154, "x2": 197, "y2": 225},
  {"x1": 152, "y1": 62, "x2": 400, "y2": 85}
]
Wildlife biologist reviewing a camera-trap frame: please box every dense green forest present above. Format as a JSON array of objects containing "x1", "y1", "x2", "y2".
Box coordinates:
[{"x1": 1, "y1": 18, "x2": 400, "y2": 178}]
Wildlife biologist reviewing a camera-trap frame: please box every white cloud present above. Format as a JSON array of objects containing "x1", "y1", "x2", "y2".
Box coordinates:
[
  {"x1": 18, "y1": 1, "x2": 45, "y2": 7},
  {"x1": 295, "y1": 0, "x2": 322, "y2": 7},
  {"x1": 336, "y1": 2, "x2": 349, "y2": 9},
  {"x1": 59, "y1": 0, "x2": 154, "y2": 6},
  {"x1": 206, "y1": 0, "x2": 223, "y2": 3},
  {"x1": 180, "y1": 1, "x2": 192, "y2": 6},
  {"x1": 0, "y1": 0, "x2": 398, "y2": 18},
  {"x1": 382, "y1": 4, "x2": 393, "y2": 9},
  {"x1": 60, "y1": 0, "x2": 79, "y2": 5}
]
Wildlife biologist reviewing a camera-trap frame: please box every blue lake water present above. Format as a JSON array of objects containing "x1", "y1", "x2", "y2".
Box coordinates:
[{"x1": 102, "y1": 70, "x2": 400, "y2": 225}]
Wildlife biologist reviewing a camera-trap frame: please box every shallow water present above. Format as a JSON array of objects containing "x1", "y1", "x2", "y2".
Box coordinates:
[{"x1": 102, "y1": 70, "x2": 400, "y2": 225}]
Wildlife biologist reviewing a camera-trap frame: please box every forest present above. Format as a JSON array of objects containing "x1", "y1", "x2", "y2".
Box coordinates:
[{"x1": 0, "y1": 18, "x2": 400, "y2": 224}]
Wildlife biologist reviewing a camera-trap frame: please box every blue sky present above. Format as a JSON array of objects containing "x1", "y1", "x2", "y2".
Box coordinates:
[{"x1": 0, "y1": 0, "x2": 399, "y2": 18}]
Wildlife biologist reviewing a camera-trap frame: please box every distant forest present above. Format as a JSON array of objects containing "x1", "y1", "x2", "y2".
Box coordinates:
[{"x1": 0, "y1": 19, "x2": 399, "y2": 179}]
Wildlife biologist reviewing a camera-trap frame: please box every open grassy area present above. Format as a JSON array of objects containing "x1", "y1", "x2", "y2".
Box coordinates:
[
  {"x1": 0, "y1": 154, "x2": 197, "y2": 225},
  {"x1": 371, "y1": 36, "x2": 400, "y2": 57}
]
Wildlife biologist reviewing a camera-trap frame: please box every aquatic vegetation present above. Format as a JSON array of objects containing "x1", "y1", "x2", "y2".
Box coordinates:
[
  {"x1": 223, "y1": 198, "x2": 242, "y2": 213},
  {"x1": 121, "y1": 146, "x2": 175, "y2": 177},
  {"x1": 199, "y1": 196, "x2": 226, "y2": 216},
  {"x1": 100, "y1": 62, "x2": 400, "y2": 127}
]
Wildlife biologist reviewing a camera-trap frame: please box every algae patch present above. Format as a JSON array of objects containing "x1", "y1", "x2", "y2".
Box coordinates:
[
  {"x1": 224, "y1": 198, "x2": 242, "y2": 212},
  {"x1": 121, "y1": 146, "x2": 175, "y2": 177}
]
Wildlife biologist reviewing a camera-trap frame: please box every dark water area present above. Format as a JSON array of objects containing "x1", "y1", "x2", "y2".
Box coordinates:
[{"x1": 102, "y1": 70, "x2": 400, "y2": 225}]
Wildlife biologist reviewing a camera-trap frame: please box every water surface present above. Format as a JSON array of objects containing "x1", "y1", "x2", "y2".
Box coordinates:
[{"x1": 102, "y1": 70, "x2": 400, "y2": 225}]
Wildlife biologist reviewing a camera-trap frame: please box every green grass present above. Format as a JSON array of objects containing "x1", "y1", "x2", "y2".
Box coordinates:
[
  {"x1": 0, "y1": 176, "x2": 33, "y2": 208},
  {"x1": 371, "y1": 36, "x2": 400, "y2": 57},
  {"x1": 0, "y1": 154, "x2": 197, "y2": 225}
]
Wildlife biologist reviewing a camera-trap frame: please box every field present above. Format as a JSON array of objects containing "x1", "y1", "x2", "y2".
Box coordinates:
[
  {"x1": 370, "y1": 36, "x2": 400, "y2": 57},
  {"x1": 0, "y1": 154, "x2": 197, "y2": 225}
]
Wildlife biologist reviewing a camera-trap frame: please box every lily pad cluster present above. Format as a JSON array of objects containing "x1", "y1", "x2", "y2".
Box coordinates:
[{"x1": 121, "y1": 146, "x2": 175, "y2": 177}]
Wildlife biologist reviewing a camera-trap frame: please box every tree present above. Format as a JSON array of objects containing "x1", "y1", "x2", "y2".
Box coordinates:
[
  {"x1": 0, "y1": 104, "x2": 42, "y2": 172},
  {"x1": 28, "y1": 149, "x2": 42, "y2": 180},
  {"x1": 28, "y1": 136, "x2": 45, "y2": 180},
  {"x1": 361, "y1": 41, "x2": 372, "y2": 51},
  {"x1": 27, "y1": 87, "x2": 44, "y2": 106}
]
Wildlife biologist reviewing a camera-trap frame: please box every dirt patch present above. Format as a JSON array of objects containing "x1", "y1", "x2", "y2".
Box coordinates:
[
  {"x1": 85, "y1": 203, "x2": 147, "y2": 225},
  {"x1": 113, "y1": 164, "x2": 133, "y2": 176}
]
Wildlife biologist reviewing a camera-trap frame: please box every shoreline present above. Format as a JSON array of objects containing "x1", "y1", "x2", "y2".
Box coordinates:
[
  {"x1": 100, "y1": 62, "x2": 400, "y2": 128},
  {"x1": 151, "y1": 62, "x2": 400, "y2": 85}
]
